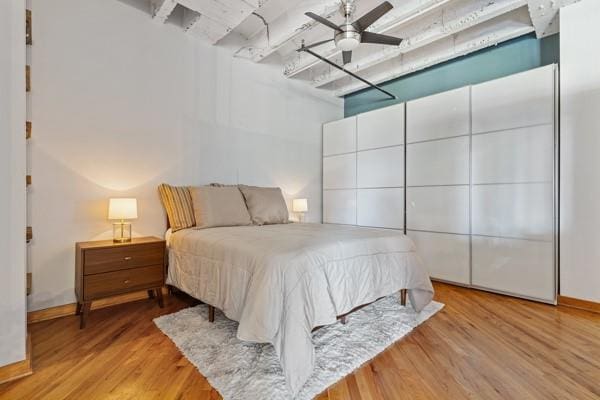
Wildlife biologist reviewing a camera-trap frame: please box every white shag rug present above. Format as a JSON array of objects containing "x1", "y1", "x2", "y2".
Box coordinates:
[{"x1": 154, "y1": 296, "x2": 443, "y2": 400}]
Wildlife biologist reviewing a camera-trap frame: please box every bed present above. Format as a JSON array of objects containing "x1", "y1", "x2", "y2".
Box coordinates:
[{"x1": 165, "y1": 222, "x2": 434, "y2": 396}]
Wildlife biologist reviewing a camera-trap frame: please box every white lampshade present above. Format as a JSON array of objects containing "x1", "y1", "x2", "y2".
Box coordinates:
[
  {"x1": 108, "y1": 198, "x2": 138, "y2": 220},
  {"x1": 292, "y1": 198, "x2": 308, "y2": 213}
]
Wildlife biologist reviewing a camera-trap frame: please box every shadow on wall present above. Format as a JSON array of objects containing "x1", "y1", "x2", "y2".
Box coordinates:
[{"x1": 28, "y1": 141, "x2": 181, "y2": 311}]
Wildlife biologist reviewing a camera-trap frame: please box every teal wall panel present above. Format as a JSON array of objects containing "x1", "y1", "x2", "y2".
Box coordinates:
[{"x1": 344, "y1": 33, "x2": 560, "y2": 117}]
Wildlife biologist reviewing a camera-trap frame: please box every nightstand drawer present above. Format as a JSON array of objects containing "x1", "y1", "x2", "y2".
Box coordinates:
[
  {"x1": 84, "y1": 242, "x2": 164, "y2": 275},
  {"x1": 84, "y1": 264, "x2": 163, "y2": 300}
]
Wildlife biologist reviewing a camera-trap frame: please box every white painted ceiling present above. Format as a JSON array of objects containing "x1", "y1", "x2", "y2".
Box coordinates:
[{"x1": 149, "y1": 0, "x2": 578, "y2": 96}]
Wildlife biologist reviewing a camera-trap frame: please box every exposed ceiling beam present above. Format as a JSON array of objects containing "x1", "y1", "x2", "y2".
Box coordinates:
[
  {"x1": 153, "y1": 0, "x2": 270, "y2": 44},
  {"x1": 312, "y1": 0, "x2": 528, "y2": 88},
  {"x1": 527, "y1": 0, "x2": 580, "y2": 38},
  {"x1": 334, "y1": 12, "x2": 534, "y2": 96},
  {"x1": 151, "y1": 0, "x2": 178, "y2": 23},
  {"x1": 178, "y1": 0, "x2": 255, "y2": 32},
  {"x1": 234, "y1": 1, "x2": 342, "y2": 62},
  {"x1": 182, "y1": 8, "x2": 230, "y2": 43},
  {"x1": 283, "y1": 0, "x2": 454, "y2": 78}
]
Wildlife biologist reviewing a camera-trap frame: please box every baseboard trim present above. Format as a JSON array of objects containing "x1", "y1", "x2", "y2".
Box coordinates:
[
  {"x1": 28, "y1": 288, "x2": 168, "y2": 324},
  {"x1": 0, "y1": 333, "x2": 32, "y2": 385},
  {"x1": 558, "y1": 295, "x2": 600, "y2": 314}
]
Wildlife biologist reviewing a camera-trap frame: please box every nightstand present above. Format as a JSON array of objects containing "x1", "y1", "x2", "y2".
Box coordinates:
[{"x1": 75, "y1": 236, "x2": 166, "y2": 328}]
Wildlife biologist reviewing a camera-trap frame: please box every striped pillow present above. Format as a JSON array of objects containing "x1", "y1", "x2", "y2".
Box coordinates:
[{"x1": 158, "y1": 184, "x2": 196, "y2": 232}]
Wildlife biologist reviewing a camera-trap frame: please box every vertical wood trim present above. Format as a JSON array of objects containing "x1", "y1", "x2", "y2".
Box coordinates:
[
  {"x1": 26, "y1": 175, "x2": 31, "y2": 186},
  {"x1": 26, "y1": 10, "x2": 32, "y2": 45},
  {"x1": 0, "y1": 334, "x2": 32, "y2": 384},
  {"x1": 25, "y1": 65, "x2": 30, "y2": 92},
  {"x1": 26, "y1": 121, "x2": 31, "y2": 139},
  {"x1": 26, "y1": 227, "x2": 32, "y2": 243},
  {"x1": 26, "y1": 273, "x2": 32, "y2": 296}
]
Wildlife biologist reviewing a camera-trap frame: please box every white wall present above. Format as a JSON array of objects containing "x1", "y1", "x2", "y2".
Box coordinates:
[
  {"x1": 560, "y1": 0, "x2": 600, "y2": 303},
  {"x1": 0, "y1": 0, "x2": 27, "y2": 366},
  {"x1": 28, "y1": 0, "x2": 342, "y2": 311}
]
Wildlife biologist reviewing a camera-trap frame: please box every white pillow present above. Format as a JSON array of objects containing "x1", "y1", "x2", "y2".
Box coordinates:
[
  {"x1": 190, "y1": 187, "x2": 252, "y2": 229},
  {"x1": 239, "y1": 186, "x2": 289, "y2": 225}
]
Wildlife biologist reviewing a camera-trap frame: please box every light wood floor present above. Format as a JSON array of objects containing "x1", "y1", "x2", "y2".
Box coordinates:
[{"x1": 1, "y1": 282, "x2": 599, "y2": 399}]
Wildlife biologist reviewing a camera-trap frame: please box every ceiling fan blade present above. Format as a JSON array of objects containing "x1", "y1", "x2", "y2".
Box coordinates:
[
  {"x1": 361, "y1": 31, "x2": 403, "y2": 46},
  {"x1": 342, "y1": 51, "x2": 352, "y2": 65},
  {"x1": 302, "y1": 39, "x2": 335, "y2": 50},
  {"x1": 305, "y1": 12, "x2": 342, "y2": 32},
  {"x1": 352, "y1": 2, "x2": 393, "y2": 32}
]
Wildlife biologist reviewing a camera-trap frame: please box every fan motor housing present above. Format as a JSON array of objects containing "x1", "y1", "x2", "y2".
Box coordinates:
[{"x1": 335, "y1": 25, "x2": 361, "y2": 51}]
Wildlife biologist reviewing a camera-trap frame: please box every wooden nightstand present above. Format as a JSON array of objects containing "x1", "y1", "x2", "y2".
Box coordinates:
[{"x1": 75, "y1": 236, "x2": 166, "y2": 328}]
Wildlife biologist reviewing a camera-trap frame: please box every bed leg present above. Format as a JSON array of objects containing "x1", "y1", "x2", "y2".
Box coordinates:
[
  {"x1": 340, "y1": 315, "x2": 347, "y2": 325},
  {"x1": 400, "y1": 289, "x2": 407, "y2": 306},
  {"x1": 208, "y1": 305, "x2": 215, "y2": 323}
]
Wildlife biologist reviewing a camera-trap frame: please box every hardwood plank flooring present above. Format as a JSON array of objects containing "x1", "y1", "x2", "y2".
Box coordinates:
[{"x1": 1, "y1": 283, "x2": 599, "y2": 399}]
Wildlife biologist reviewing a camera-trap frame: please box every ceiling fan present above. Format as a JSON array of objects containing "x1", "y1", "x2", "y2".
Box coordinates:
[{"x1": 302, "y1": 0, "x2": 403, "y2": 65}]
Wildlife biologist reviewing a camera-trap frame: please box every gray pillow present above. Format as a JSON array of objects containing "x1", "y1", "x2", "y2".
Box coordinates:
[
  {"x1": 239, "y1": 186, "x2": 289, "y2": 225},
  {"x1": 190, "y1": 187, "x2": 252, "y2": 229}
]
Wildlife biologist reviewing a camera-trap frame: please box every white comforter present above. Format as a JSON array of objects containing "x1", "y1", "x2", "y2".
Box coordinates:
[{"x1": 166, "y1": 223, "x2": 433, "y2": 396}]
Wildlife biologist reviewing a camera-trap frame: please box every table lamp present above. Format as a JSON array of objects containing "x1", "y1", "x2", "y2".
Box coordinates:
[
  {"x1": 292, "y1": 198, "x2": 308, "y2": 223},
  {"x1": 108, "y1": 198, "x2": 137, "y2": 243}
]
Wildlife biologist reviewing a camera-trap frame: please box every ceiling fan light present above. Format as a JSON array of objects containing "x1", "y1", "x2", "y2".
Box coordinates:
[{"x1": 337, "y1": 37, "x2": 359, "y2": 51}]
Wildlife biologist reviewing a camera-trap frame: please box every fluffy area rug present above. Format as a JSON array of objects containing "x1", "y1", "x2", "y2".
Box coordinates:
[{"x1": 154, "y1": 296, "x2": 443, "y2": 400}]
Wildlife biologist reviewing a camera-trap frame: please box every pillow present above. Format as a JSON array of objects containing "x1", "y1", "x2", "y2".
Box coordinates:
[
  {"x1": 158, "y1": 184, "x2": 196, "y2": 232},
  {"x1": 239, "y1": 186, "x2": 289, "y2": 225},
  {"x1": 190, "y1": 186, "x2": 252, "y2": 229}
]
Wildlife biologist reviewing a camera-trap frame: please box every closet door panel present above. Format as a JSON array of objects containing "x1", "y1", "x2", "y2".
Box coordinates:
[
  {"x1": 472, "y1": 236, "x2": 555, "y2": 302},
  {"x1": 408, "y1": 231, "x2": 470, "y2": 284},
  {"x1": 406, "y1": 186, "x2": 469, "y2": 234},
  {"x1": 357, "y1": 188, "x2": 404, "y2": 229},
  {"x1": 357, "y1": 103, "x2": 404, "y2": 150},
  {"x1": 472, "y1": 183, "x2": 553, "y2": 241},
  {"x1": 323, "y1": 190, "x2": 356, "y2": 225},
  {"x1": 323, "y1": 153, "x2": 356, "y2": 189},
  {"x1": 472, "y1": 125, "x2": 554, "y2": 184},
  {"x1": 407, "y1": 136, "x2": 470, "y2": 186},
  {"x1": 407, "y1": 87, "x2": 470, "y2": 143},
  {"x1": 357, "y1": 146, "x2": 404, "y2": 188},
  {"x1": 472, "y1": 65, "x2": 555, "y2": 133},
  {"x1": 323, "y1": 117, "x2": 356, "y2": 156}
]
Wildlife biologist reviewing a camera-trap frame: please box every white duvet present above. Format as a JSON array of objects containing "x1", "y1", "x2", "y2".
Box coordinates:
[{"x1": 166, "y1": 223, "x2": 433, "y2": 396}]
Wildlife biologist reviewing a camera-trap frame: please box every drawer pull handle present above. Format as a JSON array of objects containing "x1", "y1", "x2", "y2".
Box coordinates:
[
  {"x1": 123, "y1": 280, "x2": 131, "y2": 284},
  {"x1": 124, "y1": 257, "x2": 132, "y2": 261}
]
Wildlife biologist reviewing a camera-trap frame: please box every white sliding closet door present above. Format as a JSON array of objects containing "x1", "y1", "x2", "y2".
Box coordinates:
[
  {"x1": 322, "y1": 116, "x2": 357, "y2": 224},
  {"x1": 406, "y1": 87, "x2": 471, "y2": 284},
  {"x1": 356, "y1": 104, "x2": 405, "y2": 228},
  {"x1": 471, "y1": 65, "x2": 556, "y2": 302}
]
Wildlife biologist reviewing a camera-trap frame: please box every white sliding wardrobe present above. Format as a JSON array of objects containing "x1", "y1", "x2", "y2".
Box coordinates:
[{"x1": 322, "y1": 65, "x2": 558, "y2": 304}]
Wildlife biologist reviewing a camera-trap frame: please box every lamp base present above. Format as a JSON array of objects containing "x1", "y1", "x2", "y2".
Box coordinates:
[{"x1": 113, "y1": 222, "x2": 132, "y2": 243}]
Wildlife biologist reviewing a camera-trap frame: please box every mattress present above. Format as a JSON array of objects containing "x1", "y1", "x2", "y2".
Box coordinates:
[{"x1": 166, "y1": 223, "x2": 434, "y2": 395}]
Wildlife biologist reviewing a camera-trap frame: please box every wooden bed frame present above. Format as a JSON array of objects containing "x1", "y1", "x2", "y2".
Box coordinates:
[
  {"x1": 165, "y1": 218, "x2": 408, "y2": 325},
  {"x1": 200, "y1": 290, "x2": 407, "y2": 325}
]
